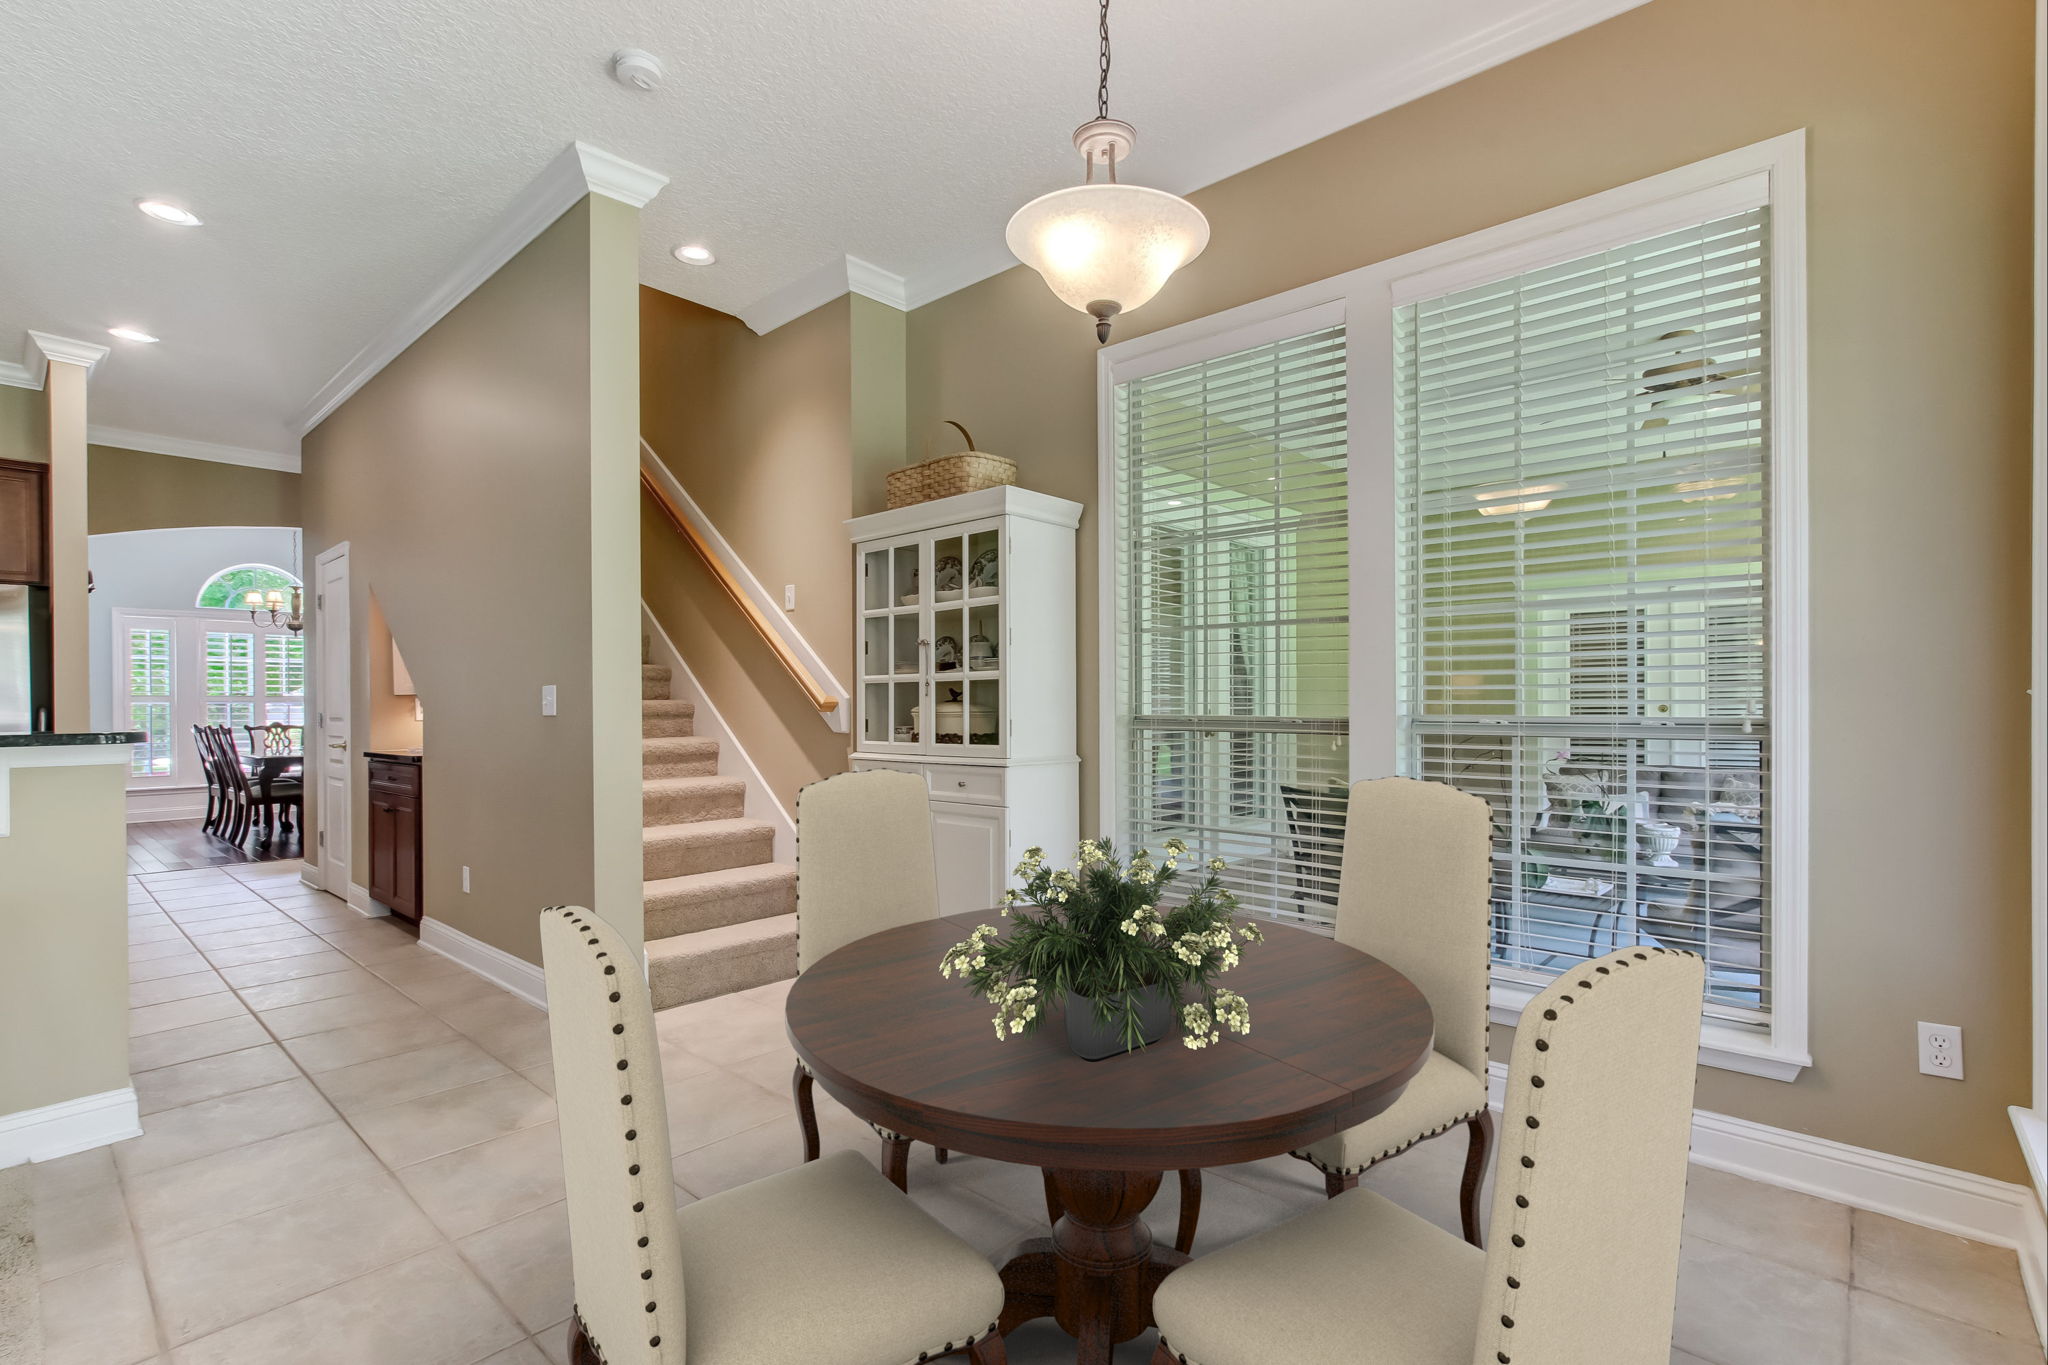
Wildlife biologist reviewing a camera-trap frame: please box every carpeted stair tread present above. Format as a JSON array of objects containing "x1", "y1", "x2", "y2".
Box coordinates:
[
  {"x1": 646, "y1": 913, "x2": 797, "y2": 1010},
  {"x1": 642, "y1": 775, "x2": 746, "y2": 826},
  {"x1": 642, "y1": 735, "x2": 719, "y2": 778},
  {"x1": 643, "y1": 817, "x2": 776, "y2": 879},
  {"x1": 641, "y1": 699, "x2": 697, "y2": 738},
  {"x1": 642, "y1": 664, "x2": 673, "y2": 700},
  {"x1": 644, "y1": 862, "x2": 796, "y2": 938}
]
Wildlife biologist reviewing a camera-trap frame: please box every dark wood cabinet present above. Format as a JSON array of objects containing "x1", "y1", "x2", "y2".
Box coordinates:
[
  {"x1": 367, "y1": 756, "x2": 423, "y2": 923},
  {"x1": 0, "y1": 459, "x2": 48, "y2": 585}
]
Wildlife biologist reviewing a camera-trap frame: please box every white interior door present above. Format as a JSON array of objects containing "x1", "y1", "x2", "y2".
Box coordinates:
[{"x1": 314, "y1": 544, "x2": 351, "y2": 892}]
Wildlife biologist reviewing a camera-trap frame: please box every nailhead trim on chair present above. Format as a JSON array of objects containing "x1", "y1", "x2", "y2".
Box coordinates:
[
  {"x1": 915, "y1": 1321, "x2": 1002, "y2": 1362},
  {"x1": 1480, "y1": 947, "x2": 1697, "y2": 1365},
  {"x1": 547, "y1": 905, "x2": 682, "y2": 1358},
  {"x1": 1287, "y1": 1102, "x2": 1489, "y2": 1177}
]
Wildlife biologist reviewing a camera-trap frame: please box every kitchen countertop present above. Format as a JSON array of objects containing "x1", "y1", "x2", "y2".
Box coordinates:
[
  {"x1": 0, "y1": 732, "x2": 147, "y2": 747},
  {"x1": 364, "y1": 750, "x2": 423, "y2": 763}
]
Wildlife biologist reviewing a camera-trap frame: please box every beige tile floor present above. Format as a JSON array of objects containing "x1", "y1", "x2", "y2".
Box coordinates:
[{"x1": 25, "y1": 860, "x2": 2044, "y2": 1363}]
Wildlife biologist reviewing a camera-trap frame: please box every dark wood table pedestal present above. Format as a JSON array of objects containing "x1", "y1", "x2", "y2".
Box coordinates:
[{"x1": 997, "y1": 1169, "x2": 1188, "y2": 1363}]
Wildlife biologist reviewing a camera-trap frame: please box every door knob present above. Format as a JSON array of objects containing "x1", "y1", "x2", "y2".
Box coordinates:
[{"x1": 329, "y1": 741, "x2": 348, "y2": 751}]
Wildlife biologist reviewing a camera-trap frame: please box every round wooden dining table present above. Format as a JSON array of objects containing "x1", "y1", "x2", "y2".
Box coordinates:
[{"x1": 785, "y1": 911, "x2": 1435, "y2": 1363}]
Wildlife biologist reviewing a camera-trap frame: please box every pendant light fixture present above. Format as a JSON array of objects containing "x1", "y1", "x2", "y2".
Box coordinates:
[{"x1": 1006, "y1": 0, "x2": 1209, "y2": 343}]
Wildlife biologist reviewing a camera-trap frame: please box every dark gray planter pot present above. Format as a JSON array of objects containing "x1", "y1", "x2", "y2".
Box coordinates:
[{"x1": 1065, "y1": 984, "x2": 1178, "y2": 1061}]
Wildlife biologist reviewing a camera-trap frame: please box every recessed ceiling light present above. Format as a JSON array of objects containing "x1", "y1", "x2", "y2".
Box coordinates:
[
  {"x1": 108, "y1": 327, "x2": 159, "y2": 343},
  {"x1": 673, "y1": 244, "x2": 715, "y2": 265},
  {"x1": 136, "y1": 200, "x2": 202, "y2": 226}
]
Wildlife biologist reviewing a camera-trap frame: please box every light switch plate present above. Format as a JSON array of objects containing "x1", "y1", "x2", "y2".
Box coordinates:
[
  {"x1": 784, "y1": 584, "x2": 797, "y2": 610},
  {"x1": 540, "y1": 684, "x2": 557, "y2": 717}
]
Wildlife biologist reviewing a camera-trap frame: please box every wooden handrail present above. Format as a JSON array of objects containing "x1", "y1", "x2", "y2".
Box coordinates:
[{"x1": 638, "y1": 467, "x2": 840, "y2": 715}]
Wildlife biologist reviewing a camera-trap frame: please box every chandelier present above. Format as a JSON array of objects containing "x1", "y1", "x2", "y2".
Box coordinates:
[
  {"x1": 244, "y1": 585, "x2": 304, "y2": 634},
  {"x1": 1005, "y1": 0, "x2": 1209, "y2": 343}
]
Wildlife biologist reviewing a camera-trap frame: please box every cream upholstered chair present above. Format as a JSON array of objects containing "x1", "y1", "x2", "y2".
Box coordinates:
[
  {"x1": 1290, "y1": 776, "x2": 1497, "y2": 1245},
  {"x1": 1151, "y1": 946, "x2": 1705, "y2": 1365},
  {"x1": 541, "y1": 905, "x2": 1009, "y2": 1365},
  {"x1": 791, "y1": 769, "x2": 950, "y2": 1188}
]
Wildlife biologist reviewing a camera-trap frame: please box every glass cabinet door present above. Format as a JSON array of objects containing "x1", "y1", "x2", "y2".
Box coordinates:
[{"x1": 860, "y1": 536, "x2": 929, "y2": 751}]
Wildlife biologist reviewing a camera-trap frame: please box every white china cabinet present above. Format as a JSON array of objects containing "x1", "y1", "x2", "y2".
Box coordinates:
[{"x1": 846, "y1": 487, "x2": 1081, "y2": 913}]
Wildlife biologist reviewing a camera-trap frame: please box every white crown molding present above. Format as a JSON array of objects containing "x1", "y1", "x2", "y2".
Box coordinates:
[
  {"x1": 290, "y1": 140, "x2": 668, "y2": 436},
  {"x1": 29, "y1": 330, "x2": 111, "y2": 376},
  {"x1": 421, "y1": 916, "x2": 548, "y2": 1011},
  {"x1": 1, "y1": 331, "x2": 114, "y2": 389},
  {"x1": 845, "y1": 256, "x2": 909, "y2": 311},
  {"x1": 894, "y1": 0, "x2": 1654, "y2": 313},
  {"x1": 88, "y1": 424, "x2": 301, "y2": 473}
]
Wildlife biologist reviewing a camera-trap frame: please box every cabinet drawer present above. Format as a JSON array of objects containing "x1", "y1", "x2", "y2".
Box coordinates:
[
  {"x1": 924, "y1": 764, "x2": 1004, "y2": 804},
  {"x1": 367, "y1": 761, "x2": 420, "y2": 795}
]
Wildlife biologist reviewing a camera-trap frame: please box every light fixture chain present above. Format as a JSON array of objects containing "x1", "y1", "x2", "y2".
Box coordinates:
[{"x1": 1097, "y1": 0, "x2": 1112, "y2": 120}]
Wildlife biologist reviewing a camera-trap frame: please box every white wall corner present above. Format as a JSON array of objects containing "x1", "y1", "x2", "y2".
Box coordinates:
[
  {"x1": 736, "y1": 256, "x2": 855, "y2": 335},
  {"x1": 290, "y1": 140, "x2": 666, "y2": 436},
  {"x1": 87, "y1": 424, "x2": 302, "y2": 473},
  {"x1": 0, "y1": 1088, "x2": 141, "y2": 1168},
  {"x1": 420, "y1": 917, "x2": 548, "y2": 1011}
]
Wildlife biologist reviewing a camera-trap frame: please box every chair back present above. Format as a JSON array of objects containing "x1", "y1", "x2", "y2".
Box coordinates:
[
  {"x1": 191, "y1": 725, "x2": 220, "y2": 787},
  {"x1": 1471, "y1": 948, "x2": 1704, "y2": 1365},
  {"x1": 540, "y1": 906, "x2": 688, "y2": 1365},
  {"x1": 795, "y1": 769, "x2": 939, "y2": 973},
  {"x1": 245, "y1": 722, "x2": 299, "y2": 755},
  {"x1": 1332, "y1": 777, "x2": 1494, "y2": 1077},
  {"x1": 210, "y1": 726, "x2": 256, "y2": 798}
]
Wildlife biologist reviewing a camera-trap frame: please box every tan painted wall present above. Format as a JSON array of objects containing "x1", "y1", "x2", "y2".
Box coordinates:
[
  {"x1": 87, "y1": 445, "x2": 299, "y2": 533},
  {"x1": 0, "y1": 385, "x2": 41, "y2": 464},
  {"x1": 902, "y1": 0, "x2": 2038, "y2": 1180},
  {"x1": 45, "y1": 365, "x2": 89, "y2": 729},
  {"x1": 0, "y1": 759, "x2": 129, "y2": 1118},
  {"x1": 639, "y1": 289, "x2": 855, "y2": 812},
  {"x1": 303, "y1": 197, "x2": 646, "y2": 963}
]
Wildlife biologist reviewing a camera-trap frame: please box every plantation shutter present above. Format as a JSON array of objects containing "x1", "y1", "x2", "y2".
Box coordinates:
[
  {"x1": 126, "y1": 626, "x2": 173, "y2": 776},
  {"x1": 1394, "y1": 208, "x2": 1772, "y2": 1020},
  {"x1": 1114, "y1": 323, "x2": 1350, "y2": 926}
]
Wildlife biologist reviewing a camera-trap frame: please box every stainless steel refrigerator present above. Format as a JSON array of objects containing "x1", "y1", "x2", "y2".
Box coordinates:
[{"x1": 0, "y1": 583, "x2": 52, "y2": 733}]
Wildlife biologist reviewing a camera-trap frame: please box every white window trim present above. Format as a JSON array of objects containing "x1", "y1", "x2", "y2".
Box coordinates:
[
  {"x1": 1097, "y1": 131, "x2": 1810, "y2": 1082},
  {"x1": 193, "y1": 561, "x2": 302, "y2": 609}
]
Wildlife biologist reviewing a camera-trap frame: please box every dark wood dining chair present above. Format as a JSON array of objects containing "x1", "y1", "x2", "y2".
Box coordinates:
[
  {"x1": 191, "y1": 724, "x2": 225, "y2": 833},
  {"x1": 244, "y1": 722, "x2": 300, "y2": 756},
  {"x1": 214, "y1": 723, "x2": 301, "y2": 845}
]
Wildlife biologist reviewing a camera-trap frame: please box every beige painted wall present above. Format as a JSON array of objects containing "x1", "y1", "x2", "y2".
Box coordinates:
[
  {"x1": 0, "y1": 385, "x2": 41, "y2": 464},
  {"x1": 303, "y1": 196, "x2": 646, "y2": 963},
  {"x1": 0, "y1": 758, "x2": 129, "y2": 1119},
  {"x1": 45, "y1": 364, "x2": 89, "y2": 730},
  {"x1": 639, "y1": 288, "x2": 855, "y2": 812},
  {"x1": 902, "y1": 0, "x2": 2038, "y2": 1180},
  {"x1": 87, "y1": 445, "x2": 299, "y2": 533},
  {"x1": 365, "y1": 592, "x2": 426, "y2": 756}
]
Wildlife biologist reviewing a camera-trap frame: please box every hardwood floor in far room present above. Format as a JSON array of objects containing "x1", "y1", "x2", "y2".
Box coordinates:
[{"x1": 128, "y1": 817, "x2": 305, "y2": 873}]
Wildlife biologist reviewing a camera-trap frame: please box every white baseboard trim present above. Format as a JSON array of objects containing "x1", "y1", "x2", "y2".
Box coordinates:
[
  {"x1": 345, "y1": 882, "x2": 389, "y2": 919},
  {"x1": 1485, "y1": 1062, "x2": 2041, "y2": 1267},
  {"x1": 420, "y1": 918, "x2": 547, "y2": 1011},
  {"x1": 641, "y1": 603, "x2": 798, "y2": 864},
  {"x1": 300, "y1": 865, "x2": 326, "y2": 893},
  {"x1": 2017, "y1": 1195, "x2": 2047, "y2": 1347},
  {"x1": 0, "y1": 1088, "x2": 141, "y2": 1168},
  {"x1": 126, "y1": 786, "x2": 208, "y2": 823}
]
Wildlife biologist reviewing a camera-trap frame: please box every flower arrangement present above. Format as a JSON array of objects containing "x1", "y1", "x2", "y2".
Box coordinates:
[{"x1": 938, "y1": 837, "x2": 1263, "y2": 1054}]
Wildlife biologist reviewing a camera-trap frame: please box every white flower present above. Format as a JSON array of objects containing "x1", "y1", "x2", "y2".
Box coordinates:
[{"x1": 1207, "y1": 856, "x2": 1227, "y2": 873}]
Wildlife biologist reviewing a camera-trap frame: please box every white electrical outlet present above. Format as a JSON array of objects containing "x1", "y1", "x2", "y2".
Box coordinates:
[
  {"x1": 784, "y1": 584, "x2": 797, "y2": 611},
  {"x1": 461, "y1": 866, "x2": 471, "y2": 894},
  {"x1": 540, "y1": 684, "x2": 557, "y2": 717},
  {"x1": 1917, "y1": 1021, "x2": 1964, "y2": 1079}
]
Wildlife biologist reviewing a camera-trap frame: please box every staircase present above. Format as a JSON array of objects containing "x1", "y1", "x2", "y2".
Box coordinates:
[{"x1": 640, "y1": 662, "x2": 798, "y2": 1010}]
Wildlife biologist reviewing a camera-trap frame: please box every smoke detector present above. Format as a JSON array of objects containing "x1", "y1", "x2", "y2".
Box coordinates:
[{"x1": 611, "y1": 49, "x2": 665, "y2": 91}]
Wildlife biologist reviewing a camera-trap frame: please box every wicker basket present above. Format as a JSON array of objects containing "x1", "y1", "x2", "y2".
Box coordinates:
[{"x1": 885, "y1": 421, "x2": 1017, "y2": 509}]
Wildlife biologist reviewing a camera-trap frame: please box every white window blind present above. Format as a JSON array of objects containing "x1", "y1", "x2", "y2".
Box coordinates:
[
  {"x1": 126, "y1": 626, "x2": 172, "y2": 776},
  {"x1": 1115, "y1": 323, "x2": 1351, "y2": 925},
  {"x1": 1395, "y1": 209, "x2": 1772, "y2": 1020}
]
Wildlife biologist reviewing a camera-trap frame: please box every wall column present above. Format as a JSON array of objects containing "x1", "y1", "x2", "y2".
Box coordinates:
[{"x1": 31, "y1": 334, "x2": 106, "y2": 731}]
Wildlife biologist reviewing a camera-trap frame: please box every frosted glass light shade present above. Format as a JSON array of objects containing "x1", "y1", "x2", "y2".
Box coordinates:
[{"x1": 1006, "y1": 183, "x2": 1209, "y2": 324}]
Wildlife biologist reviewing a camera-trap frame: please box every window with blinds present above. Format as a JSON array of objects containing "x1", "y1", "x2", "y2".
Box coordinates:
[
  {"x1": 1114, "y1": 323, "x2": 1350, "y2": 925},
  {"x1": 1394, "y1": 208, "x2": 1772, "y2": 1019},
  {"x1": 127, "y1": 627, "x2": 173, "y2": 776}
]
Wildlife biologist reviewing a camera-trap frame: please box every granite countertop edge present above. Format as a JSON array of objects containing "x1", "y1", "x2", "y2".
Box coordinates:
[
  {"x1": 364, "y1": 750, "x2": 424, "y2": 763},
  {"x1": 0, "y1": 731, "x2": 149, "y2": 748}
]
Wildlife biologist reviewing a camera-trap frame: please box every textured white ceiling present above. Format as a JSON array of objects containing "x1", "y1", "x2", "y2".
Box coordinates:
[{"x1": 0, "y1": 0, "x2": 1643, "y2": 457}]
